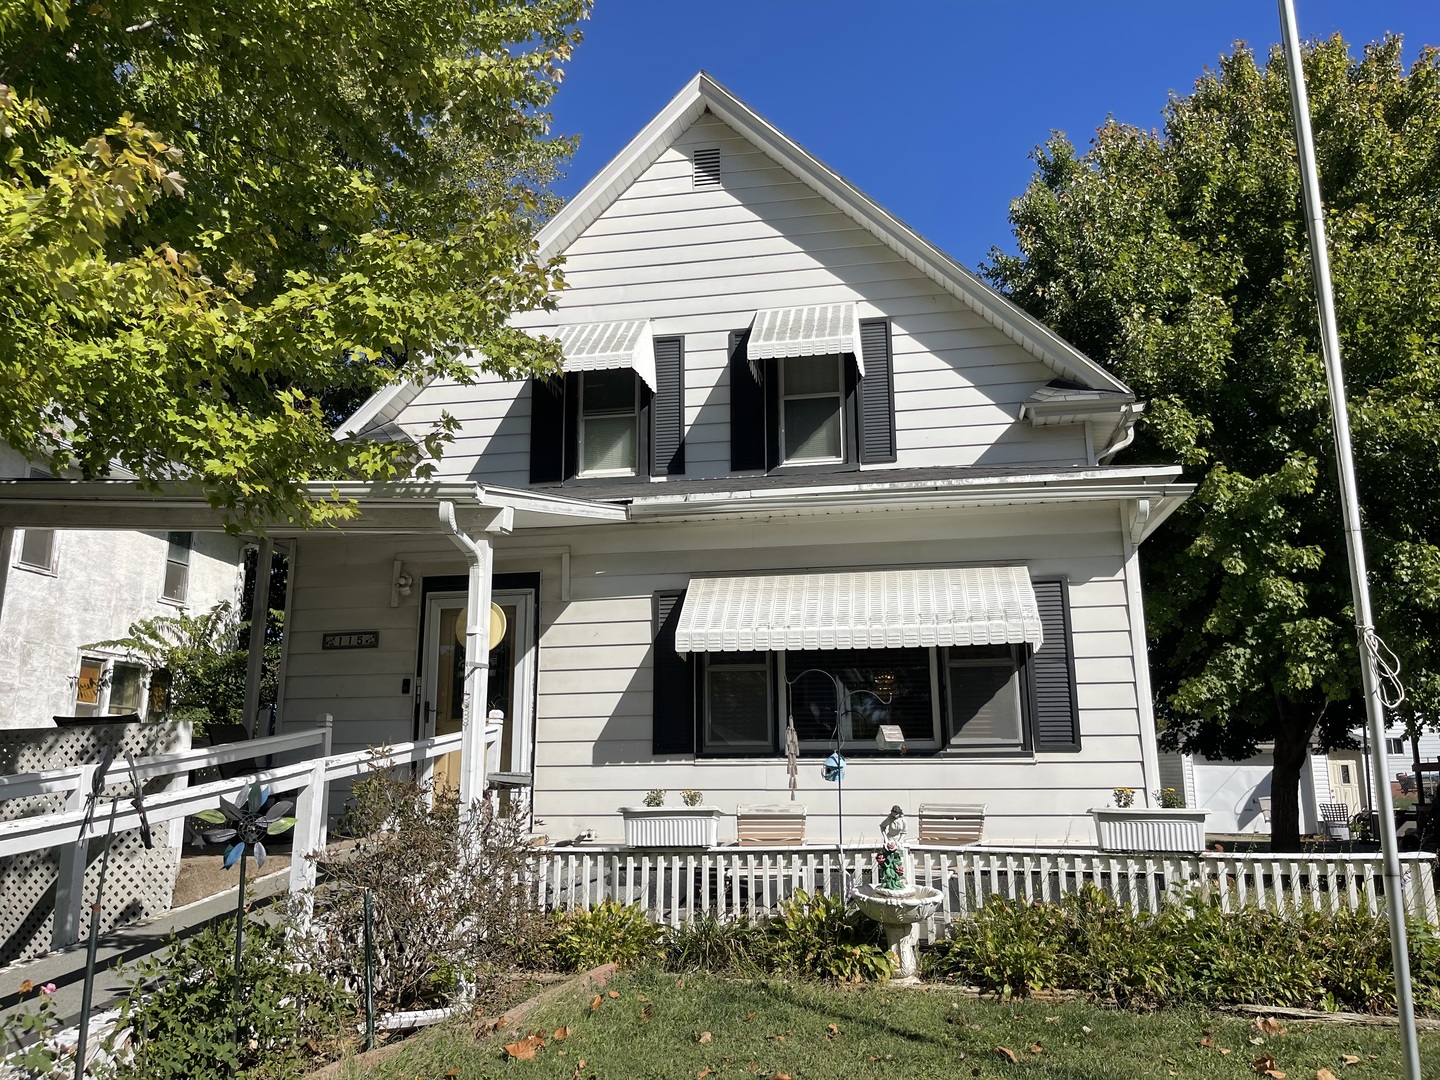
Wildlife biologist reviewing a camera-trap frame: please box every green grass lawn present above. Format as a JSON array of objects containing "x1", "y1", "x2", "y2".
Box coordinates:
[{"x1": 347, "y1": 971, "x2": 1440, "y2": 1080}]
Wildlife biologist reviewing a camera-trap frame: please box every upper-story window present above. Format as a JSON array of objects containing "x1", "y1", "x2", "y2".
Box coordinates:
[
  {"x1": 579, "y1": 370, "x2": 640, "y2": 476},
  {"x1": 731, "y1": 309, "x2": 896, "y2": 472},
  {"x1": 780, "y1": 355, "x2": 845, "y2": 464},
  {"x1": 162, "y1": 531, "x2": 192, "y2": 603}
]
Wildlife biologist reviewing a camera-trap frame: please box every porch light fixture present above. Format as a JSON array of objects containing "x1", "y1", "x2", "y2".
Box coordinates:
[{"x1": 391, "y1": 560, "x2": 413, "y2": 607}]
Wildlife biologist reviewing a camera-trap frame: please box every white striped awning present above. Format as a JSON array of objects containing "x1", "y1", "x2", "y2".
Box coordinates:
[
  {"x1": 553, "y1": 320, "x2": 656, "y2": 390},
  {"x1": 674, "y1": 566, "x2": 1043, "y2": 654},
  {"x1": 749, "y1": 303, "x2": 865, "y2": 374}
]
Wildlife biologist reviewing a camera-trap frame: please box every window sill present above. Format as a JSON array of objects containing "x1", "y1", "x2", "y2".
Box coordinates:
[
  {"x1": 764, "y1": 461, "x2": 862, "y2": 478},
  {"x1": 12, "y1": 562, "x2": 57, "y2": 577},
  {"x1": 157, "y1": 596, "x2": 188, "y2": 609}
]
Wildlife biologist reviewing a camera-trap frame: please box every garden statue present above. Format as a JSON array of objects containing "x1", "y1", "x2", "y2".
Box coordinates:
[{"x1": 852, "y1": 806, "x2": 943, "y2": 984}]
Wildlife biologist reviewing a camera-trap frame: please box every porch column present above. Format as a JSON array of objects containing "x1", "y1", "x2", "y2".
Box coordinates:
[{"x1": 439, "y1": 500, "x2": 497, "y2": 809}]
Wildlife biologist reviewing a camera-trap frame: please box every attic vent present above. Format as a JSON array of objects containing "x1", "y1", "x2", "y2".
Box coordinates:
[{"x1": 692, "y1": 147, "x2": 721, "y2": 189}]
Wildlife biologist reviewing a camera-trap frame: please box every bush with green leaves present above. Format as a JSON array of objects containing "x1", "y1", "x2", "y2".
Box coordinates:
[
  {"x1": 665, "y1": 912, "x2": 766, "y2": 976},
  {"x1": 112, "y1": 917, "x2": 353, "y2": 1079},
  {"x1": 1, "y1": 982, "x2": 64, "y2": 1077},
  {"x1": 549, "y1": 900, "x2": 667, "y2": 972},
  {"x1": 929, "y1": 884, "x2": 1440, "y2": 1012},
  {"x1": 294, "y1": 763, "x2": 548, "y2": 1012},
  {"x1": 764, "y1": 888, "x2": 894, "y2": 983}
]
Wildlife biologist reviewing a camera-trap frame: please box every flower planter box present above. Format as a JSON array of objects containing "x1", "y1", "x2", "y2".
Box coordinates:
[
  {"x1": 1090, "y1": 808, "x2": 1209, "y2": 853},
  {"x1": 619, "y1": 806, "x2": 722, "y2": 848},
  {"x1": 736, "y1": 804, "x2": 806, "y2": 845}
]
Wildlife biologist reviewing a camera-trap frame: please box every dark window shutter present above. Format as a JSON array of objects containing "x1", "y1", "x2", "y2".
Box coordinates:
[
  {"x1": 1030, "y1": 577, "x2": 1081, "y2": 751},
  {"x1": 858, "y1": 318, "x2": 897, "y2": 464},
  {"x1": 729, "y1": 329, "x2": 766, "y2": 471},
  {"x1": 562, "y1": 372, "x2": 579, "y2": 479},
  {"x1": 653, "y1": 590, "x2": 695, "y2": 754},
  {"x1": 529, "y1": 376, "x2": 566, "y2": 484},
  {"x1": 651, "y1": 337, "x2": 685, "y2": 476}
]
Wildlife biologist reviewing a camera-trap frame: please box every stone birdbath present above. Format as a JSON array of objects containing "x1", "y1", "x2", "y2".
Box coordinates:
[{"x1": 851, "y1": 805, "x2": 943, "y2": 984}]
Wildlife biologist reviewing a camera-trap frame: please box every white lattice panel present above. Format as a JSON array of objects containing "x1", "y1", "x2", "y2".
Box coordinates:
[{"x1": 0, "y1": 723, "x2": 188, "y2": 966}]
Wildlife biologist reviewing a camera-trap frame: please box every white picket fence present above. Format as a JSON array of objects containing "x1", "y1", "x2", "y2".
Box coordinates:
[
  {"x1": 531, "y1": 844, "x2": 1440, "y2": 941},
  {"x1": 0, "y1": 719, "x2": 466, "y2": 955}
]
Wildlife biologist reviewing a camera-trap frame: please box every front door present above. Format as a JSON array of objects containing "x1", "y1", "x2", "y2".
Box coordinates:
[
  {"x1": 1328, "y1": 751, "x2": 1365, "y2": 815},
  {"x1": 420, "y1": 588, "x2": 537, "y2": 808}
]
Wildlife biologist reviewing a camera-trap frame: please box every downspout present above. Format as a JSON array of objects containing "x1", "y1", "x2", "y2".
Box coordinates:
[
  {"x1": 439, "y1": 499, "x2": 493, "y2": 810},
  {"x1": 1097, "y1": 404, "x2": 1138, "y2": 463}
]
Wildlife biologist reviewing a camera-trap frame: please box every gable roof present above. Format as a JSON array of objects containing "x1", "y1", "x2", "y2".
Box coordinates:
[{"x1": 536, "y1": 71, "x2": 1130, "y2": 395}]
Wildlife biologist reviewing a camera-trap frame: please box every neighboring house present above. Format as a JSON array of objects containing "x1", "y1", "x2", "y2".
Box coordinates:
[
  {"x1": 0, "y1": 74, "x2": 1193, "y2": 846},
  {"x1": 1160, "y1": 725, "x2": 1440, "y2": 835},
  {"x1": 0, "y1": 443, "x2": 244, "y2": 730}
]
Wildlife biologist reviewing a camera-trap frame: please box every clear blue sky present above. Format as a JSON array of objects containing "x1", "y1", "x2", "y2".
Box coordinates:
[{"x1": 546, "y1": 1, "x2": 1440, "y2": 271}]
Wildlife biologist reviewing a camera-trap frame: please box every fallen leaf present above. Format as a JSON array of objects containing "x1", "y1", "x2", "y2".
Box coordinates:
[
  {"x1": 1081, "y1": 1025, "x2": 1093, "y2": 1035},
  {"x1": 1264, "y1": 1073, "x2": 1287, "y2": 1080},
  {"x1": 776, "y1": 1074, "x2": 793, "y2": 1080},
  {"x1": 1044, "y1": 1015, "x2": 1060, "y2": 1023},
  {"x1": 608, "y1": 990, "x2": 620, "y2": 999},
  {"x1": 1340, "y1": 1056, "x2": 1361, "y2": 1066},
  {"x1": 1251, "y1": 1037, "x2": 1267, "y2": 1047},
  {"x1": 445, "y1": 1070, "x2": 459, "y2": 1079},
  {"x1": 697, "y1": 1070, "x2": 714, "y2": 1079},
  {"x1": 826, "y1": 1023, "x2": 841, "y2": 1040},
  {"x1": 505, "y1": 1034, "x2": 545, "y2": 1061},
  {"x1": 996, "y1": 1045, "x2": 1018, "y2": 1064},
  {"x1": 553, "y1": 1027, "x2": 571, "y2": 1042},
  {"x1": 1317, "y1": 1070, "x2": 1339, "y2": 1080},
  {"x1": 745, "y1": 1011, "x2": 757, "y2": 1021},
  {"x1": 1221, "y1": 1048, "x2": 1232, "y2": 1056},
  {"x1": 1200, "y1": 1037, "x2": 1216, "y2": 1049},
  {"x1": 1029, "y1": 1042, "x2": 1044, "y2": 1054},
  {"x1": 747, "y1": 1064, "x2": 759, "y2": 1073},
  {"x1": 1254, "y1": 1054, "x2": 1277, "y2": 1073},
  {"x1": 697, "y1": 1031, "x2": 713, "y2": 1045},
  {"x1": 676, "y1": 976, "x2": 685, "y2": 988},
  {"x1": 1254, "y1": 1017, "x2": 1289, "y2": 1037},
  {"x1": 496, "y1": 1016, "x2": 509, "y2": 1029},
  {"x1": 590, "y1": 995, "x2": 603, "y2": 1011}
]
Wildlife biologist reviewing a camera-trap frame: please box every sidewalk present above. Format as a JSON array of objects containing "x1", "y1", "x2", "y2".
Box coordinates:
[{"x1": 0, "y1": 866, "x2": 291, "y2": 1027}]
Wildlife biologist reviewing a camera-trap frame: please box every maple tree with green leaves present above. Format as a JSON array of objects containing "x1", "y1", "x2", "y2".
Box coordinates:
[
  {"x1": 987, "y1": 34, "x2": 1440, "y2": 848},
  {"x1": 1, "y1": 0, "x2": 586, "y2": 527}
]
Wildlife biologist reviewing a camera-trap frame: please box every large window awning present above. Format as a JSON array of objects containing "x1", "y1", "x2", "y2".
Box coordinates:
[
  {"x1": 553, "y1": 320, "x2": 656, "y2": 390},
  {"x1": 748, "y1": 303, "x2": 865, "y2": 373},
  {"x1": 674, "y1": 566, "x2": 1043, "y2": 653}
]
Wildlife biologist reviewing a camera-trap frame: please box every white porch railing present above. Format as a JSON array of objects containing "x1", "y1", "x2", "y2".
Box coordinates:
[
  {"x1": 531, "y1": 843, "x2": 1440, "y2": 940},
  {"x1": 0, "y1": 719, "x2": 465, "y2": 953}
]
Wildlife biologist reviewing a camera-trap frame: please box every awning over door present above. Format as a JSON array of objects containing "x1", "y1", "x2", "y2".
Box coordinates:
[
  {"x1": 553, "y1": 320, "x2": 656, "y2": 390},
  {"x1": 748, "y1": 303, "x2": 864, "y2": 373},
  {"x1": 674, "y1": 566, "x2": 1043, "y2": 653}
]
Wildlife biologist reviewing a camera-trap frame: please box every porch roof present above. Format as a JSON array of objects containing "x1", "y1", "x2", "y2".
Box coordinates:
[{"x1": 0, "y1": 479, "x2": 625, "y2": 534}]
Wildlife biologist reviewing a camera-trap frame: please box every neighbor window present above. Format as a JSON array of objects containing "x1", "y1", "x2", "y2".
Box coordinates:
[
  {"x1": 1386, "y1": 737, "x2": 1406, "y2": 755},
  {"x1": 578, "y1": 370, "x2": 639, "y2": 476},
  {"x1": 16, "y1": 529, "x2": 55, "y2": 572},
  {"x1": 780, "y1": 355, "x2": 844, "y2": 464},
  {"x1": 16, "y1": 467, "x2": 55, "y2": 572},
  {"x1": 74, "y1": 657, "x2": 148, "y2": 718},
  {"x1": 162, "y1": 531, "x2": 192, "y2": 602}
]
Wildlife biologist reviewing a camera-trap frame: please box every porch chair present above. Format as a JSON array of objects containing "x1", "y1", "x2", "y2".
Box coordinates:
[{"x1": 1320, "y1": 801, "x2": 1352, "y2": 840}]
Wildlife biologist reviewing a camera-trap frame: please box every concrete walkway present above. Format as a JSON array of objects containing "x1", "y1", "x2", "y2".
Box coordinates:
[{"x1": 0, "y1": 867, "x2": 291, "y2": 1028}]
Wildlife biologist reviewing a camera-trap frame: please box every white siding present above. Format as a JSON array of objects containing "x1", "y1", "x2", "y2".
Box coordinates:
[
  {"x1": 399, "y1": 113, "x2": 1089, "y2": 485},
  {"x1": 280, "y1": 503, "x2": 1144, "y2": 846}
]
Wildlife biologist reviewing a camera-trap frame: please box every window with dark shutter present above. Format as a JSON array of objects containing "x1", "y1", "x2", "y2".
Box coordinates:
[
  {"x1": 858, "y1": 318, "x2": 897, "y2": 464},
  {"x1": 651, "y1": 337, "x2": 685, "y2": 476},
  {"x1": 529, "y1": 376, "x2": 567, "y2": 484},
  {"x1": 1029, "y1": 577, "x2": 1081, "y2": 751},
  {"x1": 729, "y1": 330, "x2": 767, "y2": 471},
  {"x1": 652, "y1": 590, "x2": 696, "y2": 754}
]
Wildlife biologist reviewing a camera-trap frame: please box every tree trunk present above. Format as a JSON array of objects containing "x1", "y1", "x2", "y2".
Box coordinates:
[{"x1": 1271, "y1": 721, "x2": 1313, "y2": 852}]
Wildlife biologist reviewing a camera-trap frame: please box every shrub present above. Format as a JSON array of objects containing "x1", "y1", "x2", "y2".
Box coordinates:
[
  {"x1": 113, "y1": 917, "x2": 352, "y2": 1080},
  {"x1": 549, "y1": 900, "x2": 666, "y2": 971},
  {"x1": 666, "y1": 913, "x2": 765, "y2": 975},
  {"x1": 929, "y1": 884, "x2": 1440, "y2": 1012},
  {"x1": 293, "y1": 763, "x2": 547, "y2": 1012},
  {"x1": 764, "y1": 889, "x2": 893, "y2": 983}
]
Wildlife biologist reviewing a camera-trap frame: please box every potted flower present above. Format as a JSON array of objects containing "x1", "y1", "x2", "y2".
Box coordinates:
[
  {"x1": 1090, "y1": 786, "x2": 1208, "y2": 854},
  {"x1": 619, "y1": 788, "x2": 722, "y2": 848}
]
